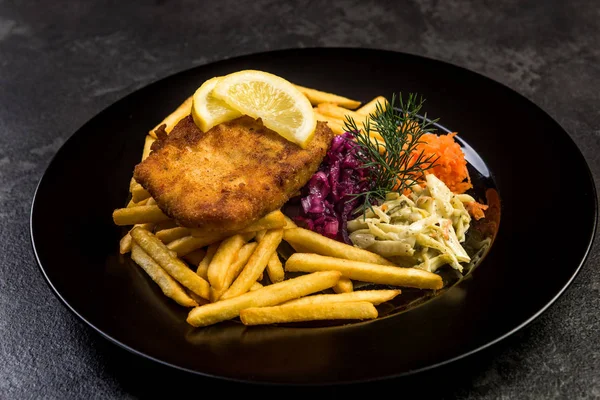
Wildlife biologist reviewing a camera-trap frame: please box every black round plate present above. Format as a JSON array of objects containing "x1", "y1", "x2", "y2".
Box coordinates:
[{"x1": 30, "y1": 48, "x2": 597, "y2": 385}]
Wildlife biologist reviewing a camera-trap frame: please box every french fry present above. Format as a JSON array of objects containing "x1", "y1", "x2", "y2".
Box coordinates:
[
  {"x1": 186, "y1": 270, "x2": 342, "y2": 327},
  {"x1": 141, "y1": 135, "x2": 156, "y2": 161},
  {"x1": 149, "y1": 96, "x2": 193, "y2": 138},
  {"x1": 220, "y1": 229, "x2": 284, "y2": 300},
  {"x1": 317, "y1": 103, "x2": 362, "y2": 122},
  {"x1": 266, "y1": 252, "x2": 285, "y2": 284},
  {"x1": 119, "y1": 222, "x2": 154, "y2": 254},
  {"x1": 130, "y1": 227, "x2": 211, "y2": 299},
  {"x1": 186, "y1": 290, "x2": 210, "y2": 306},
  {"x1": 238, "y1": 210, "x2": 286, "y2": 233},
  {"x1": 333, "y1": 277, "x2": 353, "y2": 293},
  {"x1": 314, "y1": 110, "x2": 345, "y2": 135},
  {"x1": 131, "y1": 183, "x2": 151, "y2": 203},
  {"x1": 250, "y1": 281, "x2": 263, "y2": 291},
  {"x1": 182, "y1": 248, "x2": 207, "y2": 267},
  {"x1": 188, "y1": 210, "x2": 285, "y2": 237},
  {"x1": 197, "y1": 242, "x2": 220, "y2": 280},
  {"x1": 211, "y1": 242, "x2": 259, "y2": 302},
  {"x1": 207, "y1": 234, "x2": 246, "y2": 290},
  {"x1": 126, "y1": 197, "x2": 149, "y2": 208},
  {"x1": 285, "y1": 253, "x2": 443, "y2": 290},
  {"x1": 283, "y1": 227, "x2": 396, "y2": 266},
  {"x1": 356, "y1": 95, "x2": 388, "y2": 116},
  {"x1": 240, "y1": 301, "x2": 377, "y2": 326},
  {"x1": 282, "y1": 214, "x2": 297, "y2": 229},
  {"x1": 255, "y1": 229, "x2": 267, "y2": 242},
  {"x1": 294, "y1": 84, "x2": 361, "y2": 109},
  {"x1": 120, "y1": 233, "x2": 133, "y2": 254},
  {"x1": 318, "y1": 103, "x2": 379, "y2": 136},
  {"x1": 129, "y1": 177, "x2": 137, "y2": 193},
  {"x1": 113, "y1": 205, "x2": 171, "y2": 226},
  {"x1": 167, "y1": 233, "x2": 224, "y2": 257},
  {"x1": 130, "y1": 243, "x2": 198, "y2": 307},
  {"x1": 127, "y1": 135, "x2": 157, "y2": 194},
  {"x1": 156, "y1": 227, "x2": 191, "y2": 244},
  {"x1": 284, "y1": 289, "x2": 401, "y2": 306}
]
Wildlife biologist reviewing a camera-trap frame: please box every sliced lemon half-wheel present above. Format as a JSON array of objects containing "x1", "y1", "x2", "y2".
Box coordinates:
[
  {"x1": 191, "y1": 76, "x2": 243, "y2": 132},
  {"x1": 211, "y1": 70, "x2": 317, "y2": 148}
]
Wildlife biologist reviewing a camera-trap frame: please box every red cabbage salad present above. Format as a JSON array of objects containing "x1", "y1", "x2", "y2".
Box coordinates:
[{"x1": 286, "y1": 132, "x2": 372, "y2": 244}]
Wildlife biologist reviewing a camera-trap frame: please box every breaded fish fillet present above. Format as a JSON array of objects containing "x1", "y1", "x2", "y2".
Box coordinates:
[{"x1": 134, "y1": 115, "x2": 334, "y2": 233}]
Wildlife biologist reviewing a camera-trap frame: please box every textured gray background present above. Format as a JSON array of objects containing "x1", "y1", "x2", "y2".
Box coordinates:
[{"x1": 1, "y1": 0, "x2": 599, "y2": 398}]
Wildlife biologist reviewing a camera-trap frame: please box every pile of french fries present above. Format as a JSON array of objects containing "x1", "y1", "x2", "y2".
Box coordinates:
[{"x1": 112, "y1": 83, "x2": 443, "y2": 328}]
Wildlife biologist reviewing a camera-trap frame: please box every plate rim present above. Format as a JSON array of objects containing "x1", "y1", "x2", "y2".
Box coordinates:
[{"x1": 29, "y1": 46, "x2": 599, "y2": 385}]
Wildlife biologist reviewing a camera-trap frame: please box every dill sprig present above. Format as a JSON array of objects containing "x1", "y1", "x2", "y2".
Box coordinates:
[{"x1": 343, "y1": 93, "x2": 439, "y2": 214}]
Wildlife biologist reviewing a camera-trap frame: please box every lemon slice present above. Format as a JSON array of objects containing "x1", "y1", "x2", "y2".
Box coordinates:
[
  {"x1": 212, "y1": 70, "x2": 317, "y2": 148},
  {"x1": 191, "y1": 76, "x2": 243, "y2": 132}
]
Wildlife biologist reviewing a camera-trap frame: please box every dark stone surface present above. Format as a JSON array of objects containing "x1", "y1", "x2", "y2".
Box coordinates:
[{"x1": 1, "y1": 0, "x2": 598, "y2": 398}]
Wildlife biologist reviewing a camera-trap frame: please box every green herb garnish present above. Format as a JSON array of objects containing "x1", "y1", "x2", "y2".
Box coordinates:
[{"x1": 343, "y1": 93, "x2": 439, "y2": 214}]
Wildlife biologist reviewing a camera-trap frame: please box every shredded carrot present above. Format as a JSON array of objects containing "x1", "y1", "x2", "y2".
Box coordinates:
[
  {"x1": 414, "y1": 132, "x2": 472, "y2": 194},
  {"x1": 465, "y1": 201, "x2": 489, "y2": 220}
]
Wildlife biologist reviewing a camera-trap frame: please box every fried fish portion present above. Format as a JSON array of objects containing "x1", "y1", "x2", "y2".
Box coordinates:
[{"x1": 134, "y1": 115, "x2": 333, "y2": 233}]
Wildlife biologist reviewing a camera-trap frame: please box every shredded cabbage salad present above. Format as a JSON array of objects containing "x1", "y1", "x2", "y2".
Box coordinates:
[{"x1": 347, "y1": 174, "x2": 478, "y2": 273}]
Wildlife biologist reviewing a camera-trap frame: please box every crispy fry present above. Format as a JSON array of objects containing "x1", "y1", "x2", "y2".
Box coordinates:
[
  {"x1": 182, "y1": 248, "x2": 207, "y2": 267},
  {"x1": 126, "y1": 197, "x2": 149, "y2": 208},
  {"x1": 167, "y1": 233, "x2": 224, "y2": 257},
  {"x1": 356, "y1": 96, "x2": 388, "y2": 116},
  {"x1": 283, "y1": 228, "x2": 395, "y2": 266},
  {"x1": 207, "y1": 234, "x2": 246, "y2": 290},
  {"x1": 197, "y1": 242, "x2": 220, "y2": 280},
  {"x1": 130, "y1": 227, "x2": 211, "y2": 299},
  {"x1": 240, "y1": 301, "x2": 377, "y2": 325},
  {"x1": 130, "y1": 244, "x2": 198, "y2": 307},
  {"x1": 333, "y1": 277, "x2": 353, "y2": 293},
  {"x1": 238, "y1": 210, "x2": 286, "y2": 233},
  {"x1": 186, "y1": 270, "x2": 342, "y2": 327},
  {"x1": 317, "y1": 103, "x2": 362, "y2": 122},
  {"x1": 284, "y1": 289, "x2": 401, "y2": 306},
  {"x1": 220, "y1": 229, "x2": 284, "y2": 300},
  {"x1": 156, "y1": 227, "x2": 191, "y2": 244},
  {"x1": 285, "y1": 253, "x2": 443, "y2": 290},
  {"x1": 188, "y1": 210, "x2": 285, "y2": 237},
  {"x1": 131, "y1": 183, "x2": 151, "y2": 203},
  {"x1": 313, "y1": 110, "x2": 345, "y2": 135},
  {"x1": 186, "y1": 289, "x2": 210, "y2": 306},
  {"x1": 214, "y1": 242, "x2": 258, "y2": 300},
  {"x1": 282, "y1": 214, "x2": 297, "y2": 229},
  {"x1": 250, "y1": 281, "x2": 263, "y2": 291},
  {"x1": 294, "y1": 84, "x2": 361, "y2": 109},
  {"x1": 119, "y1": 222, "x2": 154, "y2": 254},
  {"x1": 266, "y1": 252, "x2": 285, "y2": 284},
  {"x1": 149, "y1": 96, "x2": 193, "y2": 138},
  {"x1": 317, "y1": 103, "x2": 377, "y2": 134},
  {"x1": 129, "y1": 177, "x2": 137, "y2": 193},
  {"x1": 113, "y1": 205, "x2": 171, "y2": 226},
  {"x1": 120, "y1": 233, "x2": 133, "y2": 254},
  {"x1": 255, "y1": 229, "x2": 267, "y2": 242}
]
